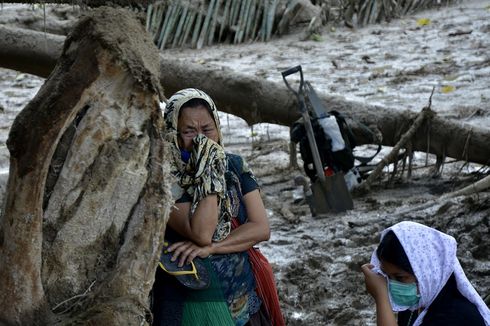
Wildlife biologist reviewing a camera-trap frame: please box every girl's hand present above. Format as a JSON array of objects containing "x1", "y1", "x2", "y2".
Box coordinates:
[
  {"x1": 361, "y1": 263, "x2": 389, "y2": 301},
  {"x1": 168, "y1": 241, "x2": 213, "y2": 267},
  {"x1": 362, "y1": 263, "x2": 397, "y2": 326}
]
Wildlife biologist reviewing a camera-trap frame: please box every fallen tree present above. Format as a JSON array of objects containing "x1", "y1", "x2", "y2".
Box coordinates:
[
  {"x1": 0, "y1": 7, "x2": 172, "y2": 325},
  {"x1": 0, "y1": 25, "x2": 489, "y2": 166}
]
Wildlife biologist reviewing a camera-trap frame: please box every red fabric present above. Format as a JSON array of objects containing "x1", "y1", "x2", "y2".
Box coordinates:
[{"x1": 232, "y1": 219, "x2": 285, "y2": 326}]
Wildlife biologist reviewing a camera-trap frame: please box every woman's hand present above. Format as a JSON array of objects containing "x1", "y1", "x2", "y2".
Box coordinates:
[
  {"x1": 361, "y1": 263, "x2": 389, "y2": 301},
  {"x1": 362, "y1": 263, "x2": 397, "y2": 326},
  {"x1": 168, "y1": 241, "x2": 213, "y2": 267}
]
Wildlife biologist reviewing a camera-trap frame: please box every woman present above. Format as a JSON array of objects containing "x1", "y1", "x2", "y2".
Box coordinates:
[
  {"x1": 361, "y1": 221, "x2": 490, "y2": 326},
  {"x1": 152, "y1": 88, "x2": 284, "y2": 326}
]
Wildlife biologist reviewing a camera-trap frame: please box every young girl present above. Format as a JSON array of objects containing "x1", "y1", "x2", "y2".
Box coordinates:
[{"x1": 362, "y1": 221, "x2": 490, "y2": 326}]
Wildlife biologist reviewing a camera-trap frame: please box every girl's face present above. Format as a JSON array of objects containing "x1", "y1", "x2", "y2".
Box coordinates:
[
  {"x1": 380, "y1": 260, "x2": 417, "y2": 284},
  {"x1": 177, "y1": 105, "x2": 219, "y2": 151}
]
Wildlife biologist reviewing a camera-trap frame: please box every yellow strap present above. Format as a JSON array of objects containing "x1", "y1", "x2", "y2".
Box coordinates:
[{"x1": 159, "y1": 260, "x2": 200, "y2": 280}]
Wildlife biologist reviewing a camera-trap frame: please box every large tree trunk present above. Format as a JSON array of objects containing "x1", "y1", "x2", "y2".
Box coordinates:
[
  {"x1": 0, "y1": 7, "x2": 172, "y2": 325},
  {"x1": 157, "y1": 58, "x2": 490, "y2": 166},
  {"x1": 0, "y1": 25, "x2": 64, "y2": 77},
  {"x1": 0, "y1": 25, "x2": 489, "y2": 166}
]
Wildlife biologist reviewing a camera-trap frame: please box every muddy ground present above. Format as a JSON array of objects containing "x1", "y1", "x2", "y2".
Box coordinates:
[{"x1": 0, "y1": 1, "x2": 489, "y2": 325}]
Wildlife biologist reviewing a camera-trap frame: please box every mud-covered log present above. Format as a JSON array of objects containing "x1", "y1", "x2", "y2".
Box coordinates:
[
  {"x1": 0, "y1": 25, "x2": 64, "y2": 77},
  {"x1": 158, "y1": 57, "x2": 490, "y2": 166},
  {"x1": 0, "y1": 7, "x2": 172, "y2": 325},
  {"x1": 0, "y1": 26, "x2": 489, "y2": 166}
]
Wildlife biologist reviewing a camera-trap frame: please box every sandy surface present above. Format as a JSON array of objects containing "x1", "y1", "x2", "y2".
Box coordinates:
[{"x1": 0, "y1": 1, "x2": 489, "y2": 325}]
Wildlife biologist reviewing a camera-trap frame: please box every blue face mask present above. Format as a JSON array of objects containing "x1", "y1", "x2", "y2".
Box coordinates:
[
  {"x1": 388, "y1": 279, "x2": 420, "y2": 307},
  {"x1": 180, "y1": 149, "x2": 191, "y2": 163}
]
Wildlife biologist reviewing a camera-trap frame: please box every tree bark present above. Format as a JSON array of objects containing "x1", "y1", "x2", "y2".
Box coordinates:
[
  {"x1": 0, "y1": 26, "x2": 489, "y2": 166},
  {"x1": 0, "y1": 7, "x2": 172, "y2": 325}
]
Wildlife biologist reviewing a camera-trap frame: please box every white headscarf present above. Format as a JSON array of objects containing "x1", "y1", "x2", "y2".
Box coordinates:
[{"x1": 370, "y1": 221, "x2": 490, "y2": 326}]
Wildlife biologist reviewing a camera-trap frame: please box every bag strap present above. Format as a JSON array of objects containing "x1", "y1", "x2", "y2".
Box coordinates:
[{"x1": 329, "y1": 110, "x2": 381, "y2": 166}]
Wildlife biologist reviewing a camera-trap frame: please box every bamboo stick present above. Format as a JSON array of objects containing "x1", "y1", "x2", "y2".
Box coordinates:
[
  {"x1": 218, "y1": 0, "x2": 231, "y2": 42},
  {"x1": 181, "y1": 9, "x2": 197, "y2": 47},
  {"x1": 172, "y1": 5, "x2": 188, "y2": 48},
  {"x1": 383, "y1": 0, "x2": 392, "y2": 21},
  {"x1": 152, "y1": 4, "x2": 164, "y2": 36},
  {"x1": 239, "y1": 0, "x2": 253, "y2": 43},
  {"x1": 229, "y1": 0, "x2": 240, "y2": 29},
  {"x1": 405, "y1": 0, "x2": 423, "y2": 15},
  {"x1": 197, "y1": 0, "x2": 216, "y2": 49},
  {"x1": 393, "y1": 0, "x2": 402, "y2": 16},
  {"x1": 265, "y1": 0, "x2": 277, "y2": 41},
  {"x1": 160, "y1": 4, "x2": 181, "y2": 50},
  {"x1": 177, "y1": 8, "x2": 191, "y2": 46},
  {"x1": 157, "y1": 2, "x2": 174, "y2": 49},
  {"x1": 233, "y1": 0, "x2": 247, "y2": 43},
  {"x1": 358, "y1": 0, "x2": 369, "y2": 26},
  {"x1": 369, "y1": 0, "x2": 379, "y2": 24},
  {"x1": 365, "y1": 0, "x2": 376, "y2": 26},
  {"x1": 147, "y1": 4, "x2": 156, "y2": 39},
  {"x1": 251, "y1": 0, "x2": 263, "y2": 41},
  {"x1": 152, "y1": 4, "x2": 165, "y2": 44},
  {"x1": 191, "y1": 7, "x2": 204, "y2": 48},
  {"x1": 244, "y1": 0, "x2": 257, "y2": 41},
  {"x1": 238, "y1": 0, "x2": 252, "y2": 43},
  {"x1": 146, "y1": 3, "x2": 152, "y2": 31},
  {"x1": 226, "y1": 0, "x2": 239, "y2": 43},
  {"x1": 361, "y1": 0, "x2": 371, "y2": 26},
  {"x1": 208, "y1": 0, "x2": 222, "y2": 46},
  {"x1": 260, "y1": 0, "x2": 269, "y2": 41}
]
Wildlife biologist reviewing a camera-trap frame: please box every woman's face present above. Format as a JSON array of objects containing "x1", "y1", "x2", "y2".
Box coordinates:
[
  {"x1": 177, "y1": 105, "x2": 219, "y2": 151},
  {"x1": 380, "y1": 260, "x2": 417, "y2": 284}
]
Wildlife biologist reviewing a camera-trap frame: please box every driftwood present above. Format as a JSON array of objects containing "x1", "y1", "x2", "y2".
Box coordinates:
[
  {"x1": 359, "y1": 90, "x2": 436, "y2": 191},
  {"x1": 0, "y1": 25, "x2": 489, "y2": 166},
  {"x1": 357, "y1": 105, "x2": 434, "y2": 192},
  {"x1": 397, "y1": 174, "x2": 490, "y2": 216},
  {"x1": 440, "y1": 174, "x2": 490, "y2": 200},
  {"x1": 0, "y1": 8, "x2": 172, "y2": 325}
]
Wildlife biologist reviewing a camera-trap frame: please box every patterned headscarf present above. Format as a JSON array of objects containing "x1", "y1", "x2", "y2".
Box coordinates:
[
  {"x1": 370, "y1": 221, "x2": 490, "y2": 326},
  {"x1": 164, "y1": 88, "x2": 231, "y2": 242}
]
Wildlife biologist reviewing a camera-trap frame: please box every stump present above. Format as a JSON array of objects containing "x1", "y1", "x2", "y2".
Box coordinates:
[{"x1": 0, "y1": 7, "x2": 172, "y2": 325}]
